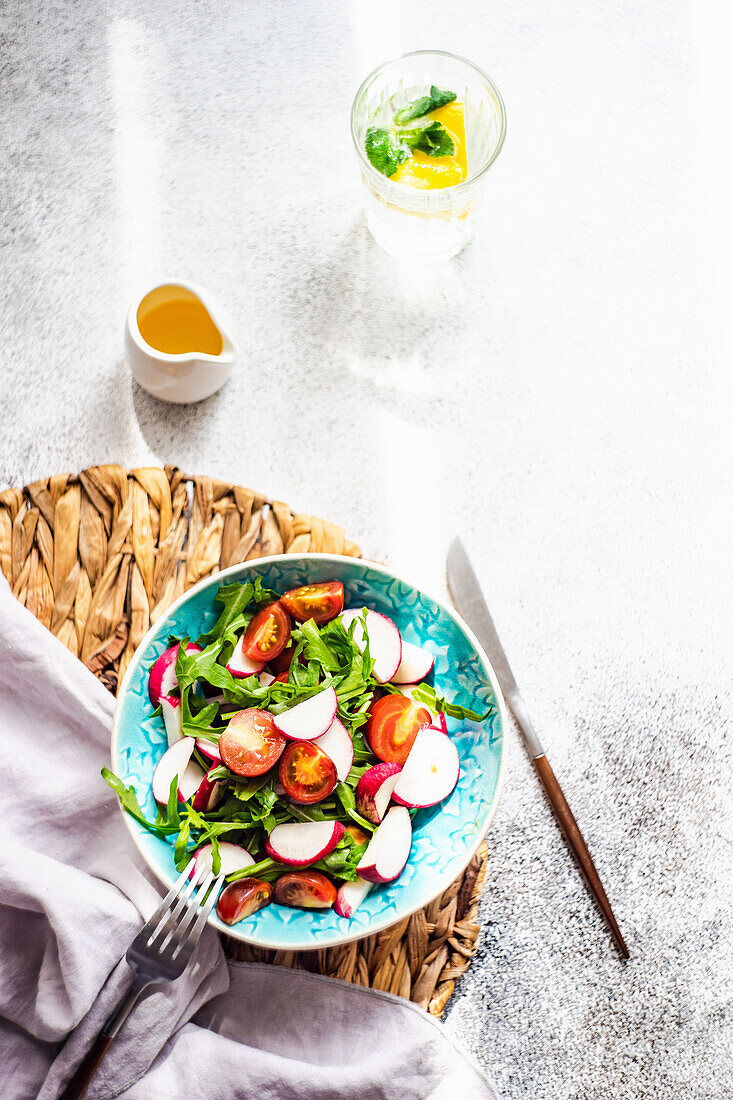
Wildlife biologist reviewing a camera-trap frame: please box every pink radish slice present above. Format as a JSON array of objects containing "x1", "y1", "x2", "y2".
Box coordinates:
[
  {"x1": 149, "y1": 643, "x2": 201, "y2": 705},
  {"x1": 335, "y1": 876, "x2": 372, "y2": 918},
  {"x1": 195, "y1": 736, "x2": 221, "y2": 763},
  {"x1": 160, "y1": 695, "x2": 183, "y2": 747},
  {"x1": 192, "y1": 765, "x2": 226, "y2": 812},
  {"x1": 272, "y1": 686, "x2": 337, "y2": 740},
  {"x1": 152, "y1": 737, "x2": 195, "y2": 804},
  {"x1": 391, "y1": 640, "x2": 435, "y2": 684},
  {"x1": 315, "y1": 717, "x2": 354, "y2": 781},
  {"x1": 178, "y1": 760, "x2": 206, "y2": 803},
  {"x1": 226, "y1": 635, "x2": 265, "y2": 678},
  {"x1": 432, "y1": 710, "x2": 448, "y2": 735},
  {"x1": 341, "y1": 609, "x2": 402, "y2": 683},
  {"x1": 357, "y1": 806, "x2": 412, "y2": 884},
  {"x1": 356, "y1": 762, "x2": 401, "y2": 824},
  {"x1": 265, "y1": 820, "x2": 345, "y2": 866},
  {"x1": 391, "y1": 726, "x2": 460, "y2": 808},
  {"x1": 259, "y1": 671, "x2": 275, "y2": 687},
  {"x1": 193, "y1": 841, "x2": 254, "y2": 877}
]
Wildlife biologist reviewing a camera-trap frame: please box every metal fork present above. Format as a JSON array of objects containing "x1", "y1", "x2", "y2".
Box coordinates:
[{"x1": 59, "y1": 860, "x2": 223, "y2": 1100}]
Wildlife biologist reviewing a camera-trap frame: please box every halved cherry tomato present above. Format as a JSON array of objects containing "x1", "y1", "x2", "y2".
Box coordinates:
[
  {"x1": 269, "y1": 643, "x2": 296, "y2": 673},
  {"x1": 274, "y1": 671, "x2": 290, "y2": 684},
  {"x1": 279, "y1": 740, "x2": 337, "y2": 804},
  {"x1": 242, "y1": 602, "x2": 291, "y2": 663},
  {"x1": 216, "y1": 878, "x2": 272, "y2": 924},
  {"x1": 366, "y1": 694, "x2": 432, "y2": 765},
  {"x1": 281, "y1": 582, "x2": 344, "y2": 625},
  {"x1": 219, "y1": 708, "x2": 286, "y2": 776},
  {"x1": 273, "y1": 870, "x2": 337, "y2": 909}
]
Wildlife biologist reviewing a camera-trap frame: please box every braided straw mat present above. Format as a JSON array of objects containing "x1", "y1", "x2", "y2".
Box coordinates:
[{"x1": 0, "y1": 465, "x2": 488, "y2": 1016}]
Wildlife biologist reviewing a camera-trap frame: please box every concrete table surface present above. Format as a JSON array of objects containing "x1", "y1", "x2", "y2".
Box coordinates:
[{"x1": 1, "y1": 2, "x2": 731, "y2": 1096}]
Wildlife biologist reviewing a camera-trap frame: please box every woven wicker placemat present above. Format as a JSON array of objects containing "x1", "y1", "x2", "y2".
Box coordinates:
[{"x1": 0, "y1": 464, "x2": 488, "y2": 1016}]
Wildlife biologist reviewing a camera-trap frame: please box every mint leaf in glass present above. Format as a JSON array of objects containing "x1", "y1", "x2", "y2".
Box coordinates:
[
  {"x1": 393, "y1": 85, "x2": 456, "y2": 125},
  {"x1": 365, "y1": 127, "x2": 410, "y2": 177},
  {"x1": 395, "y1": 120, "x2": 455, "y2": 158}
]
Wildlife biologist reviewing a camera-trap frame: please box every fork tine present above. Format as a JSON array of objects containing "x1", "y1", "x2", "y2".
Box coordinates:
[
  {"x1": 144, "y1": 859, "x2": 205, "y2": 949},
  {"x1": 166, "y1": 869, "x2": 216, "y2": 956},
  {"x1": 170, "y1": 874, "x2": 224, "y2": 960},
  {"x1": 136, "y1": 862, "x2": 194, "y2": 940},
  {"x1": 157, "y1": 866, "x2": 213, "y2": 953}
]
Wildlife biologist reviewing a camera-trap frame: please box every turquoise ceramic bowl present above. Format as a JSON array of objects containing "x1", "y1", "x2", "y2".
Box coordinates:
[{"x1": 111, "y1": 554, "x2": 506, "y2": 950}]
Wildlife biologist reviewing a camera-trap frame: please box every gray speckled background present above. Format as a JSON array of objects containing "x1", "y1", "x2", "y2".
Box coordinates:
[{"x1": 2, "y1": 1, "x2": 731, "y2": 1096}]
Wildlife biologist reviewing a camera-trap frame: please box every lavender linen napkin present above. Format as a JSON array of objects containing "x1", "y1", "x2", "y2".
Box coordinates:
[{"x1": 0, "y1": 575, "x2": 499, "y2": 1099}]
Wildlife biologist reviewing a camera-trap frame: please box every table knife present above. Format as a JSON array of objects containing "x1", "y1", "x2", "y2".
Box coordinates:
[{"x1": 446, "y1": 536, "x2": 629, "y2": 959}]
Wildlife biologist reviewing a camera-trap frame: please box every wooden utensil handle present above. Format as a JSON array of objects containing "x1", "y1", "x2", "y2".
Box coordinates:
[
  {"x1": 58, "y1": 1030, "x2": 115, "y2": 1100},
  {"x1": 58, "y1": 976, "x2": 148, "y2": 1099},
  {"x1": 532, "y1": 753, "x2": 629, "y2": 959}
]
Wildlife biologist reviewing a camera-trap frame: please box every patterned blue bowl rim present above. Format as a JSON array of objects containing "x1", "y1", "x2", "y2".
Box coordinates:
[{"x1": 111, "y1": 553, "x2": 508, "y2": 950}]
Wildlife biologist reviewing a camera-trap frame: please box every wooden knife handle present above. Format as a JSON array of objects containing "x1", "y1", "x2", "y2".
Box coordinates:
[
  {"x1": 58, "y1": 1029, "x2": 115, "y2": 1100},
  {"x1": 532, "y1": 753, "x2": 629, "y2": 959}
]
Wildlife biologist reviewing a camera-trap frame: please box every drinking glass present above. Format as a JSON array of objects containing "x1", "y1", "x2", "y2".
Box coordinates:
[{"x1": 351, "y1": 50, "x2": 506, "y2": 262}]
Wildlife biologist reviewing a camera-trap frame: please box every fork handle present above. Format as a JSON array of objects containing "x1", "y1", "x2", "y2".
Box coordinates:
[{"x1": 58, "y1": 976, "x2": 151, "y2": 1100}]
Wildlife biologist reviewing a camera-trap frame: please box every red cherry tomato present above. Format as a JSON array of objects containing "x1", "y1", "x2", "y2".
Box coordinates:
[
  {"x1": 272, "y1": 870, "x2": 337, "y2": 909},
  {"x1": 216, "y1": 879, "x2": 272, "y2": 924},
  {"x1": 281, "y1": 582, "x2": 344, "y2": 625},
  {"x1": 279, "y1": 740, "x2": 337, "y2": 804},
  {"x1": 242, "y1": 602, "x2": 291, "y2": 663},
  {"x1": 269, "y1": 643, "x2": 296, "y2": 673},
  {"x1": 219, "y1": 709, "x2": 286, "y2": 776},
  {"x1": 366, "y1": 694, "x2": 432, "y2": 765},
  {"x1": 273, "y1": 671, "x2": 290, "y2": 684}
]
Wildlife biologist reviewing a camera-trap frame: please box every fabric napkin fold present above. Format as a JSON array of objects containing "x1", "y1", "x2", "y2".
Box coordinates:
[{"x1": 0, "y1": 575, "x2": 499, "y2": 1099}]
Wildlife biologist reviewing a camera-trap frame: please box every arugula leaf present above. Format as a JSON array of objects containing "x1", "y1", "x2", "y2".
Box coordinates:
[
  {"x1": 365, "y1": 127, "x2": 410, "y2": 178},
  {"x1": 196, "y1": 578, "x2": 277, "y2": 647},
  {"x1": 166, "y1": 774, "x2": 180, "y2": 828},
  {"x1": 210, "y1": 836, "x2": 222, "y2": 876},
  {"x1": 101, "y1": 768, "x2": 179, "y2": 837},
  {"x1": 393, "y1": 85, "x2": 456, "y2": 125},
  {"x1": 395, "y1": 120, "x2": 455, "y2": 158},
  {"x1": 387, "y1": 681, "x2": 493, "y2": 722},
  {"x1": 174, "y1": 817, "x2": 191, "y2": 870},
  {"x1": 335, "y1": 781, "x2": 376, "y2": 832}
]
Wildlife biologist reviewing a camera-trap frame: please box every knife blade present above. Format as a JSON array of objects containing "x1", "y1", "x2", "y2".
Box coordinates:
[{"x1": 446, "y1": 536, "x2": 629, "y2": 959}]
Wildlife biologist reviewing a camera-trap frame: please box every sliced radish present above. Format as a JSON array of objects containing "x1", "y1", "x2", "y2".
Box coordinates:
[
  {"x1": 195, "y1": 736, "x2": 221, "y2": 763},
  {"x1": 191, "y1": 765, "x2": 226, "y2": 812},
  {"x1": 356, "y1": 762, "x2": 401, "y2": 824},
  {"x1": 152, "y1": 737, "x2": 195, "y2": 804},
  {"x1": 177, "y1": 759, "x2": 206, "y2": 803},
  {"x1": 391, "y1": 726, "x2": 460, "y2": 808},
  {"x1": 272, "y1": 686, "x2": 337, "y2": 740},
  {"x1": 259, "y1": 671, "x2": 275, "y2": 687},
  {"x1": 335, "y1": 876, "x2": 373, "y2": 918},
  {"x1": 149, "y1": 642, "x2": 201, "y2": 705},
  {"x1": 227, "y1": 635, "x2": 265, "y2": 678},
  {"x1": 265, "y1": 820, "x2": 345, "y2": 866},
  {"x1": 193, "y1": 841, "x2": 254, "y2": 877},
  {"x1": 432, "y1": 710, "x2": 448, "y2": 735},
  {"x1": 357, "y1": 806, "x2": 412, "y2": 884},
  {"x1": 341, "y1": 609, "x2": 402, "y2": 683},
  {"x1": 315, "y1": 717, "x2": 354, "y2": 781},
  {"x1": 160, "y1": 695, "x2": 183, "y2": 746},
  {"x1": 392, "y1": 640, "x2": 435, "y2": 684}
]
